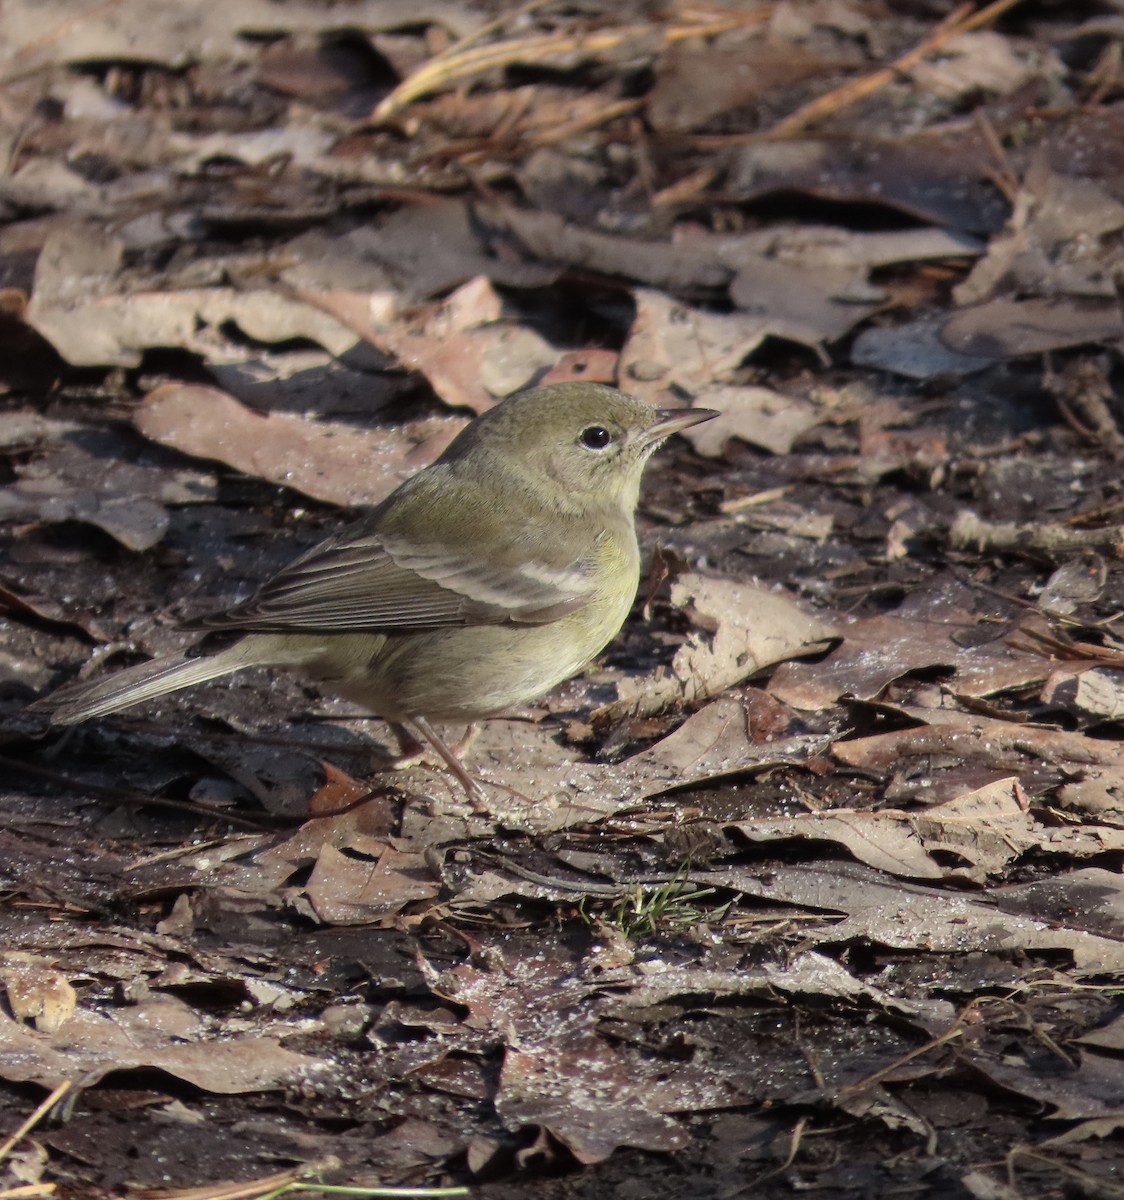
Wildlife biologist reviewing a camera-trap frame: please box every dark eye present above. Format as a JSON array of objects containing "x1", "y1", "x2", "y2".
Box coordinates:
[{"x1": 580, "y1": 425, "x2": 613, "y2": 450}]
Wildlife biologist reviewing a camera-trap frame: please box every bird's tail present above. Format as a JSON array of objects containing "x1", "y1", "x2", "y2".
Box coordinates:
[{"x1": 29, "y1": 635, "x2": 316, "y2": 725}]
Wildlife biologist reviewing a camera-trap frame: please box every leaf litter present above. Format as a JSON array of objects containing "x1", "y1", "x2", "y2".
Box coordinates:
[{"x1": 3, "y1": 1, "x2": 1124, "y2": 1198}]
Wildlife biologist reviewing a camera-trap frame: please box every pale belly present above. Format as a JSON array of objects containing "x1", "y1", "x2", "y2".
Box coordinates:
[{"x1": 293, "y1": 586, "x2": 634, "y2": 721}]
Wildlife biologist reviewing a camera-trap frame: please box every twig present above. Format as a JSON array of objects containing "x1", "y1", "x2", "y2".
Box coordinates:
[
  {"x1": 651, "y1": 165, "x2": 717, "y2": 207},
  {"x1": 0, "y1": 1080, "x2": 72, "y2": 1165},
  {"x1": 1009, "y1": 623, "x2": 1124, "y2": 666},
  {"x1": 131, "y1": 1170, "x2": 304, "y2": 1200},
  {"x1": 1045, "y1": 357, "x2": 1124, "y2": 457},
  {"x1": 529, "y1": 98, "x2": 644, "y2": 147},
  {"x1": 834, "y1": 1027, "x2": 964, "y2": 1100},
  {"x1": 0, "y1": 755, "x2": 279, "y2": 833},
  {"x1": 768, "y1": 0, "x2": 1029, "y2": 138},
  {"x1": 950, "y1": 510, "x2": 1124, "y2": 561},
  {"x1": 972, "y1": 108, "x2": 1021, "y2": 203}
]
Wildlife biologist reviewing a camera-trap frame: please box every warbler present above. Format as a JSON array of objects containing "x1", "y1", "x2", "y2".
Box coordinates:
[{"x1": 32, "y1": 382, "x2": 716, "y2": 802}]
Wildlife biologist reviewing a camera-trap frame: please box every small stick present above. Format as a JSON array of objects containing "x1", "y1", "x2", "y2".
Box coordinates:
[
  {"x1": 949, "y1": 511, "x2": 1124, "y2": 560},
  {"x1": 769, "y1": 0, "x2": 1029, "y2": 137},
  {"x1": 0, "y1": 1080, "x2": 72, "y2": 1165}
]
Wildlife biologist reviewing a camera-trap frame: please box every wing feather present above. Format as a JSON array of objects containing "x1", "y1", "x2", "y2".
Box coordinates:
[{"x1": 195, "y1": 530, "x2": 597, "y2": 633}]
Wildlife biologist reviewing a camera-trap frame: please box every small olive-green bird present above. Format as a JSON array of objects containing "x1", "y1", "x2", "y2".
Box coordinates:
[{"x1": 32, "y1": 382, "x2": 716, "y2": 801}]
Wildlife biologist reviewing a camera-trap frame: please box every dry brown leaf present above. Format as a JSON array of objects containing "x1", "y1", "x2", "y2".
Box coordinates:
[
  {"x1": 27, "y1": 284, "x2": 363, "y2": 368},
  {"x1": 852, "y1": 314, "x2": 994, "y2": 379},
  {"x1": 304, "y1": 843, "x2": 439, "y2": 924},
  {"x1": 483, "y1": 206, "x2": 732, "y2": 293},
  {"x1": 0, "y1": 953, "x2": 77, "y2": 1033},
  {"x1": 0, "y1": 429, "x2": 215, "y2": 549},
  {"x1": 497, "y1": 1036, "x2": 716, "y2": 1162},
  {"x1": 25, "y1": 225, "x2": 373, "y2": 365},
  {"x1": 714, "y1": 862, "x2": 1124, "y2": 973},
  {"x1": 596, "y1": 574, "x2": 837, "y2": 724},
  {"x1": 0, "y1": 995, "x2": 318, "y2": 1091},
  {"x1": 680, "y1": 384, "x2": 824, "y2": 457},
  {"x1": 769, "y1": 613, "x2": 1049, "y2": 709},
  {"x1": 830, "y1": 717, "x2": 1124, "y2": 856},
  {"x1": 994, "y1": 868, "x2": 1124, "y2": 940},
  {"x1": 134, "y1": 384, "x2": 466, "y2": 507},
  {"x1": 727, "y1": 255, "x2": 882, "y2": 350},
  {"x1": 425, "y1": 944, "x2": 735, "y2": 1162},
  {"x1": 209, "y1": 350, "x2": 407, "y2": 417},
  {"x1": 620, "y1": 292, "x2": 830, "y2": 452},
  {"x1": 414, "y1": 696, "x2": 832, "y2": 836},
  {"x1": 941, "y1": 297, "x2": 1124, "y2": 359},
  {"x1": 1042, "y1": 666, "x2": 1124, "y2": 720},
  {"x1": 954, "y1": 166, "x2": 1124, "y2": 308},
  {"x1": 0, "y1": 0, "x2": 482, "y2": 71},
  {"x1": 647, "y1": 33, "x2": 832, "y2": 133},
  {"x1": 730, "y1": 775, "x2": 1108, "y2": 883},
  {"x1": 909, "y1": 31, "x2": 1058, "y2": 99},
  {"x1": 731, "y1": 808, "x2": 940, "y2": 877},
  {"x1": 374, "y1": 277, "x2": 557, "y2": 411},
  {"x1": 540, "y1": 348, "x2": 620, "y2": 385},
  {"x1": 1058, "y1": 768, "x2": 1124, "y2": 824},
  {"x1": 833, "y1": 715, "x2": 1124, "y2": 775}
]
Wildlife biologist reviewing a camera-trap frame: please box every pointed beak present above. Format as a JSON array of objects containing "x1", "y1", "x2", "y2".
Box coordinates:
[
  {"x1": 643, "y1": 406, "x2": 719, "y2": 446},
  {"x1": 656, "y1": 406, "x2": 719, "y2": 432}
]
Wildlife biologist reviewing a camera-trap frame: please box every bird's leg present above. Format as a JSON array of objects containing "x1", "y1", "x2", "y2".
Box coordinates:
[
  {"x1": 451, "y1": 722, "x2": 480, "y2": 760},
  {"x1": 409, "y1": 716, "x2": 487, "y2": 806},
  {"x1": 387, "y1": 721, "x2": 428, "y2": 767},
  {"x1": 388, "y1": 721, "x2": 479, "y2": 768}
]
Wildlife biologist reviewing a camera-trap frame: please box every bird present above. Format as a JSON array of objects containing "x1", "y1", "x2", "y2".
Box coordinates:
[{"x1": 31, "y1": 382, "x2": 717, "y2": 803}]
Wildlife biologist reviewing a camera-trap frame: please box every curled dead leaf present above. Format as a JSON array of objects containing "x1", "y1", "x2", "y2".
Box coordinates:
[{"x1": 596, "y1": 574, "x2": 837, "y2": 725}]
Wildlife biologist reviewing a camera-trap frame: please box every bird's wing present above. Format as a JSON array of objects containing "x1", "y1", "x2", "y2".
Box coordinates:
[{"x1": 195, "y1": 529, "x2": 598, "y2": 633}]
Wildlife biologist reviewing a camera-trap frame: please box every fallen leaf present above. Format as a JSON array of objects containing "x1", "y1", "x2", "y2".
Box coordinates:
[
  {"x1": 713, "y1": 862, "x2": 1124, "y2": 973},
  {"x1": 134, "y1": 384, "x2": 467, "y2": 507},
  {"x1": 994, "y1": 868, "x2": 1124, "y2": 940},
  {"x1": 0, "y1": 953, "x2": 77, "y2": 1033},
  {"x1": 909, "y1": 31, "x2": 1058, "y2": 99},
  {"x1": 679, "y1": 384, "x2": 824, "y2": 457},
  {"x1": 941, "y1": 297, "x2": 1124, "y2": 359},
  {"x1": 596, "y1": 574, "x2": 838, "y2": 723},
  {"x1": 0, "y1": 428, "x2": 215, "y2": 549},
  {"x1": 769, "y1": 613, "x2": 1049, "y2": 709},
  {"x1": 373, "y1": 276, "x2": 557, "y2": 411},
  {"x1": 0, "y1": 995, "x2": 320, "y2": 1092},
  {"x1": 539, "y1": 348, "x2": 619, "y2": 385},
  {"x1": 852, "y1": 314, "x2": 993, "y2": 379},
  {"x1": 0, "y1": 0, "x2": 483, "y2": 72},
  {"x1": 304, "y1": 843, "x2": 439, "y2": 924}
]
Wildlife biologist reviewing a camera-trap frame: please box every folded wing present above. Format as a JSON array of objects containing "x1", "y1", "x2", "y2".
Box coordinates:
[{"x1": 195, "y1": 529, "x2": 597, "y2": 633}]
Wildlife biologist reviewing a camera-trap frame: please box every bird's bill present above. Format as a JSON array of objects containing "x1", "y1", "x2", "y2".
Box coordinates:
[{"x1": 646, "y1": 406, "x2": 720, "y2": 442}]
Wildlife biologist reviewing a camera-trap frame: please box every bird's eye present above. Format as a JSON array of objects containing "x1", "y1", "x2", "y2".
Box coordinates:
[{"x1": 580, "y1": 425, "x2": 613, "y2": 450}]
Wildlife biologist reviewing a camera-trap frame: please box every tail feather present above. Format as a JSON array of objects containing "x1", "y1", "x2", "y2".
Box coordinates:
[{"x1": 30, "y1": 635, "x2": 313, "y2": 725}]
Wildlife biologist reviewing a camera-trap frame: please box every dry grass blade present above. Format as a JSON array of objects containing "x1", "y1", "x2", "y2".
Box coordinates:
[
  {"x1": 373, "y1": 12, "x2": 769, "y2": 120},
  {"x1": 130, "y1": 1162, "x2": 471, "y2": 1199},
  {"x1": 743, "y1": 1115, "x2": 809, "y2": 1191},
  {"x1": 129, "y1": 1170, "x2": 303, "y2": 1200},
  {"x1": 1007, "y1": 1147, "x2": 1124, "y2": 1197}
]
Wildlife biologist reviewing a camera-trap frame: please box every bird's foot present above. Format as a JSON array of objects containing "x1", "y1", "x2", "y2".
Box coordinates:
[{"x1": 391, "y1": 719, "x2": 489, "y2": 808}]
